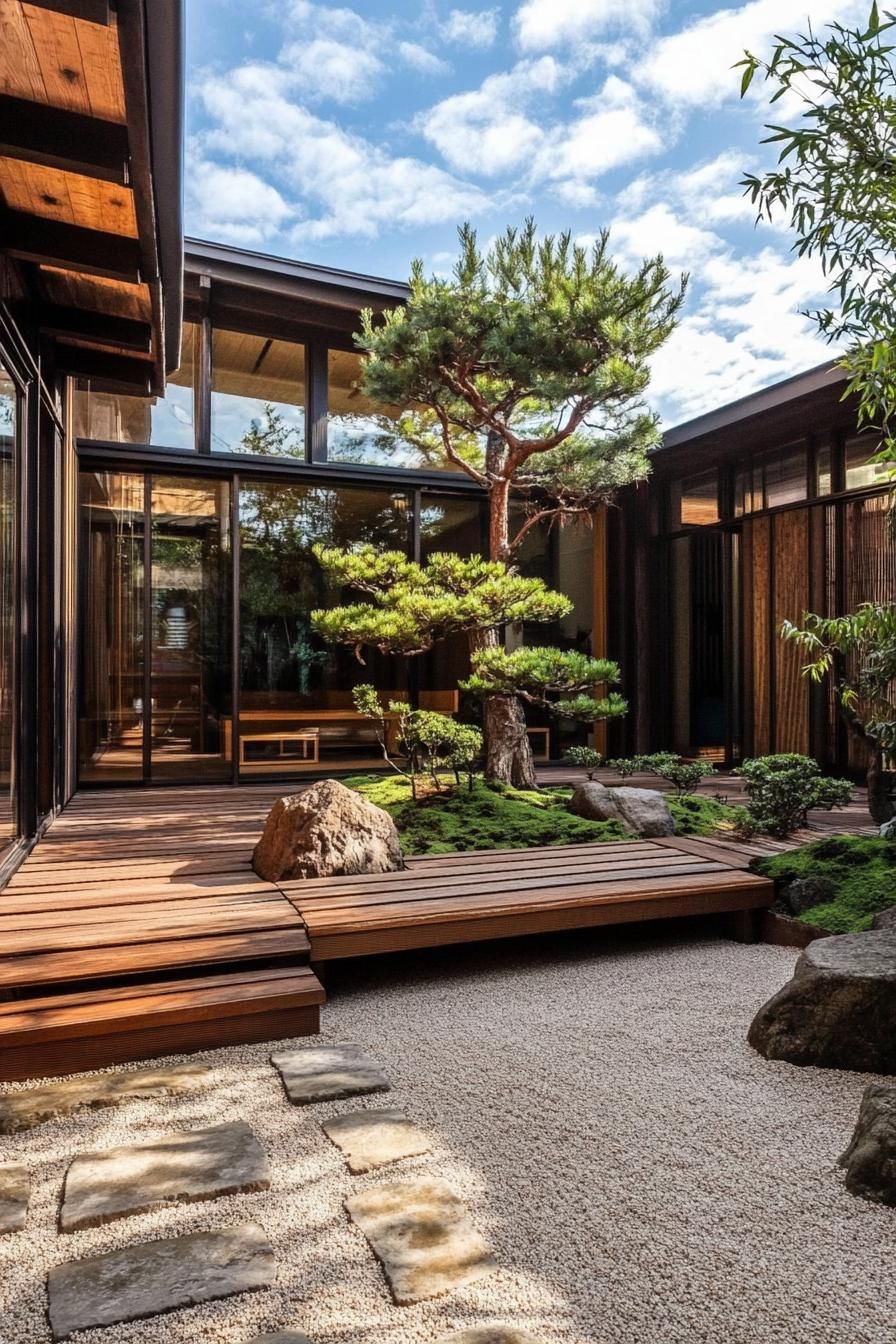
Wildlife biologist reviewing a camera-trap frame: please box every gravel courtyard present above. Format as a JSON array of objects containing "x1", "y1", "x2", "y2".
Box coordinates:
[{"x1": 1, "y1": 930, "x2": 893, "y2": 1344}]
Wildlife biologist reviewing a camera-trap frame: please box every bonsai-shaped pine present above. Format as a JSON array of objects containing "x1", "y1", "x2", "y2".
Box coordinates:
[
  {"x1": 606, "y1": 756, "x2": 648, "y2": 779},
  {"x1": 352, "y1": 684, "x2": 482, "y2": 798},
  {"x1": 781, "y1": 604, "x2": 896, "y2": 822},
  {"x1": 562, "y1": 745, "x2": 604, "y2": 779},
  {"x1": 353, "y1": 219, "x2": 685, "y2": 785},
  {"x1": 640, "y1": 753, "x2": 716, "y2": 796},
  {"x1": 738, "y1": 5, "x2": 896, "y2": 474},
  {"x1": 311, "y1": 547, "x2": 627, "y2": 786},
  {"x1": 735, "y1": 754, "x2": 853, "y2": 838}
]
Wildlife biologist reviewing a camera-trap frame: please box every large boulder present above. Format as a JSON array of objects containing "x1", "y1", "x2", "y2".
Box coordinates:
[
  {"x1": 872, "y1": 907, "x2": 896, "y2": 931},
  {"x1": 748, "y1": 929, "x2": 896, "y2": 1073},
  {"x1": 568, "y1": 782, "x2": 674, "y2": 838},
  {"x1": 839, "y1": 1084, "x2": 896, "y2": 1206},
  {"x1": 253, "y1": 780, "x2": 404, "y2": 881}
]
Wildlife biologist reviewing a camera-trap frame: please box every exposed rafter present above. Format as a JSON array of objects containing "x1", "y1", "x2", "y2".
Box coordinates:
[
  {"x1": 21, "y1": 0, "x2": 111, "y2": 23},
  {"x1": 0, "y1": 97, "x2": 129, "y2": 184},
  {"x1": 4, "y1": 212, "x2": 142, "y2": 283},
  {"x1": 39, "y1": 303, "x2": 151, "y2": 353}
]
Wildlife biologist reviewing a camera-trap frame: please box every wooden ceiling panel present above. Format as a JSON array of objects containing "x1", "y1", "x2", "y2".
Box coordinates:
[
  {"x1": 40, "y1": 266, "x2": 152, "y2": 322},
  {"x1": 0, "y1": 3, "x2": 126, "y2": 122},
  {"x1": 0, "y1": 156, "x2": 137, "y2": 235}
]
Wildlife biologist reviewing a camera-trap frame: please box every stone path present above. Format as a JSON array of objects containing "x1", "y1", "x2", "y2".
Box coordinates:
[
  {"x1": 59, "y1": 1120, "x2": 271, "y2": 1232},
  {"x1": 0, "y1": 1162, "x2": 30, "y2": 1234},
  {"x1": 4, "y1": 1040, "x2": 514, "y2": 1339},
  {"x1": 47, "y1": 1222, "x2": 276, "y2": 1341}
]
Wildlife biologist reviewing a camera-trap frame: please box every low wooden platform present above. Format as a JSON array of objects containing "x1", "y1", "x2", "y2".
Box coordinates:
[
  {"x1": 283, "y1": 837, "x2": 774, "y2": 961},
  {"x1": 0, "y1": 789, "x2": 324, "y2": 1081}
]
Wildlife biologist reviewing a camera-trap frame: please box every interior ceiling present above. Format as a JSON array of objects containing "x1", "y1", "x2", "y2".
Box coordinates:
[{"x1": 0, "y1": 1, "x2": 162, "y2": 391}]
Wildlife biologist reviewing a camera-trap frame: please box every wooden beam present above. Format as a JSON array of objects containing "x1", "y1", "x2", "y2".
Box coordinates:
[
  {"x1": 39, "y1": 303, "x2": 151, "y2": 353},
  {"x1": 53, "y1": 343, "x2": 153, "y2": 392},
  {"x1": 3, "y1": 211, "x2": 142, "y2": 282},
  {"x1": 0, "y1": 97, "x2": 129, "y2": 184},
  {"x1": 22, "y1": 0, "x2": 111, "y2": 23}
]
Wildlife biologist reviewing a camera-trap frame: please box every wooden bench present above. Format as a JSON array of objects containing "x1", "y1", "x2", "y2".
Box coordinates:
[{"x1": 239, "y1": 728, "x2": 320, "y2": 769}]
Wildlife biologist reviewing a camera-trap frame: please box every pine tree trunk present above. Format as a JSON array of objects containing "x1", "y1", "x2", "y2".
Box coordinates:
[{"x1": 476, "y1": 447, "x2": 538, "y2": 788}]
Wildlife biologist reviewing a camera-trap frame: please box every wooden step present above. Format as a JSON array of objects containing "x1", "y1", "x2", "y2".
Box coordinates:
[{"x1": 0, "y1": 966, "x2": 325, "y2": 1081}]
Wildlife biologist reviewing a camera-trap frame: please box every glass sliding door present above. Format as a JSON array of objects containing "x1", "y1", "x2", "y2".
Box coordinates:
[
  {"x1": 0, "y1": 361, "x2": 17, "y2": 853},
  {"x1": 150, "y1": 478, "x2": 232, "y2": 780},
  {"x1": 238, "y1": 481, "x2": 411, "y2": 775},
  {"x1": 78, "y1": 472, "x2": 145, "y2": 782}
]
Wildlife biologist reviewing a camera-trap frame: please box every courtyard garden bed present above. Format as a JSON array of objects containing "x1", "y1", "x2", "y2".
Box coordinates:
[
  {"x1": 754, "y1": 834, "x2": 896, "y2": 934},
  {"x1": 344, "y1": 774, "x2": 744, "y2": 856}
]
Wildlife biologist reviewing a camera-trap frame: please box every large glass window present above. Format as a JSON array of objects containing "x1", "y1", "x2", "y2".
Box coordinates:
[
  {"x1": 73, "y1": 322, "x2": 197, "y2": 449},
  {"x1": 669, "y1": 470, "x2": 720, "y2": 527},
  {"x1": 237, "y1": 481, "x2": 412, "y2": 774},
  {"x1": 211, "y1": 330, "x2": 305, "y2": 457},
  {"x1": 845, "y1": 433, "x2": 890, "y2": 492},
  {"x1": 78, "y1": 473, "x2": 145, "y2": 782},
  {"x1": 0, "y1": 362, "x2": 17, "y2": 854},
  {"x1": 327, "y1": 348, "x2": 465, "y2": 471},
  {"x1": 419, "y1": 495, "x2": 485, "y2": 707},
  {"x1": 150, "y1": 479, "x2": 232, "y2": 780},
  {"x1": 764, "y1": 447, "x2": 807, "y2": 509}
]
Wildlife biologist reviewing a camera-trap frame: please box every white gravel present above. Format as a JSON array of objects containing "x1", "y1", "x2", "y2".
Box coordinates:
[{"x1": 1, "y1": 930, "x2": 894, "y2": 1344}]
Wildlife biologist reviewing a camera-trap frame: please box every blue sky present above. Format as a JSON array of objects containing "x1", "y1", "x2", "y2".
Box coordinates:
[{"x1": 184, "y1": 0, "x2": 866, "y2": 427}]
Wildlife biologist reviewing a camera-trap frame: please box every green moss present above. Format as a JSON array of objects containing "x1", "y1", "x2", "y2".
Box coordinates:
[
  {"x1": 753, "y1": 835, "x2": 896, "y2": 933},
  {"x1": 343, "y1": 774, "x2": 744, "y2": 857},
  {"x1": 667, "y1": 793, "x2": 749, "y2": 837}
]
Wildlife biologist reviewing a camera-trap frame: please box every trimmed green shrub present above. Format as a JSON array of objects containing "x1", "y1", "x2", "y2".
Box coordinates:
[
  {"x1": 735, "y1": 754, "x2": 853, "y2": 837},
  {"x1": 562, "y1": 746, "x2": 604, "y2": 779}
]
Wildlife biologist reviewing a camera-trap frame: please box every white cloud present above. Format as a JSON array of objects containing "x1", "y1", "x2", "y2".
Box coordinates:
[
  {"x1": 398, "y1": 41, "x2": 450, "y2": 75},
  {"x1": 610, "y1": 203, "x2": 723, "y2": 270},
  {"x1": 418, "y1": 58, "x2": 561, "y2": 176},
  {"x1": 639, "y1": 0, "x2": 868, "y2": 109},
  {"x1": 185, "y1": 155, "x2": 294, "y2": 246},
  {"x1": 440, "y1": 7, "x2": 501, "y2": 47},
  {"x1": 279, "y1": 37, "x2": 384, "y2": 104},
  {"x1": 536, "y1": 77, "x2": 663, "y2": 185},
  {"x1": 193, "y1": 63, "x2": 489, "y2": 242},
  {"x1": 514, "y1": 0, "x2": 661, "y2": 49}
]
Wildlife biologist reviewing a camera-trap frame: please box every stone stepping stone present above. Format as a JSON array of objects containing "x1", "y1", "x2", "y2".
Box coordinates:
[
  {"x1": 249, "y1": 1334, "x2": 312, "y2": 1343},
  {"x1": 47, "y1": 1221, "x2": 275, "y2": 1341},
  {"x1": 59, "y1": 1120, "x2": 271, "y2": 1232},
  {"x1": 272, "y1": 1044, "x2": 389, "y2": 1105},
  {"x1": 438, "y1": 1332, "x2": 545, "y2": 1344},
  {"x1": 0, "y1": 1163, "x2": 30, "y2": 1234},
  {"x1": 345, "y1": 1177, "x2": 496, "y2": 1305},
  {"x1": 322, "y1": 1108, "x2": 431, "y2": 1173},
  {"x1": 0, "y1": 1063, "x2": 212, "y2": 1135}
]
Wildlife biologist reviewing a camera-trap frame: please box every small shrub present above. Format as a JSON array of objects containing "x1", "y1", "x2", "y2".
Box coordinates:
[
  {"x1": 641, "y1": 752, "x2": 716, "y2": 796},
  {"x1": 735, "y1": 753, "x2": 853, "y2": 837},
  {"x1": 606, "y1": 756, "x2": 648, "y2": 779},
  {"x1": 562, "y1": 746, "x2": 603, "y2": 779}
]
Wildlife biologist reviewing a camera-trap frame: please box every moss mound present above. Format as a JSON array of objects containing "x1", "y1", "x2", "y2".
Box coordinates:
[
  {"x1": 667, "y1": 793, "x2": 748, "y2": 837},
  {"x1": 344, "y1": 774, "x2": 743, "y2": 856},
  {"x1": 754, "y1": 835, "x2": 896, "y2": 933}
]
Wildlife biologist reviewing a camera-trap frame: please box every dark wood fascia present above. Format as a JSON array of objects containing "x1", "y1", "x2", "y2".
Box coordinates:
[
  {"x1": 22, "y1": 0, "x2": 111, "y2": 22},
  {"x1": 3, "y1": 212, "x2": 142, "y2": 283},
  {"x1": 0, "y1": 96, "x2": 129, "y2": 184},
  {"x1": 38, "y1": 303, "x2": 152, "y2": 353}
]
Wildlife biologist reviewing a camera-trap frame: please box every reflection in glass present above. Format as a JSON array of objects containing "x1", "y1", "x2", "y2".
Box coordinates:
[
  {"x1": 211, "y1": 330, "x2": 305, "y2": 456},
  {"x1": 0, "y1": 365, "x2": 16, "y2": 853},
  {"x1": 327, "y1": 348, "x2": 464, "y2": 470},
  {"x1": 669, "y1": 470, "x2": 720, "y2": 527},
  {"x1": 815, "y1": 443, "x2": 832, "y2": 496},
  {"x1": 764, "y1": 448, "x2": 807, "y2": 508},
  {"x1": 78, "y1": 473, "x2": 145, "y2": 782},
  {"x1": 238, "y1": 481, "x2": 411, "y2": 774},
  {"x1": 150, "y1": 479, "x2": 232, "y2": 780},
  {"x1": 73, "y1": 323, "x2": 197, "y2": 449},
  {"x1": 845, "y1": 433, "x2": 890, "y2": 491},
  {"x1": 419, "y1": 495, "x2": 485, "y2": 704}
]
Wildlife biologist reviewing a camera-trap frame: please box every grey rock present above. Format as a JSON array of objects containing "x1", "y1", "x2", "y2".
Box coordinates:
[
  {"x1": 839, "y1": 1083, "x2": 896, "y2": 1206},
  {"x1": 0, "y1": 1164, "x2": 29, "y2": 1234},
  {"x1": 779, "y1": 875, "x2": 836, "y2": 917},
  {"x1": 272, "y1": 1043, "x2": 390, "y2": 1105},
  {"x1": 748, "y1": 929, "x2": 896, "y2": 1072},
  {"x1": 438, "y1": 1332, "x2": 545, "y2": 1344},
  {"x1": 59, "y1": 1121, "x2": 271, "y2": 1232},
  {"x1": 249, "y1": 1334, "x2": 312, "y2": 1343},
  {"x1": 0, "y1": 1063, "x2": 212, "y2": 1135},
  {"x1": 568, "y1": 781, "x2": 620, "y2": 824},
  {"x1": 322, "y1": 1109, "x2": 431, "y2": 1173},
  {"x1": 872, "y1": 906, "x2": 896, "y2": 931},
  {"x1": 253, "y1": 779, "x2": 404, "y2": 881},
  {"x1": 46, "y1": 1222, "x2": 276, "y2": 1341},
  {"x1": 345, "y1": 1176, "x2": 496, "y2": 1305},
  {"x1": 879, "y1": 818, "x2": 896, "y2": 840},
  {"x1": 568, "y1": 781, "x2": 675, "y2": 837},
  {"x1": 612, "y1": 786, "x2": 676, "y2": 838}
]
